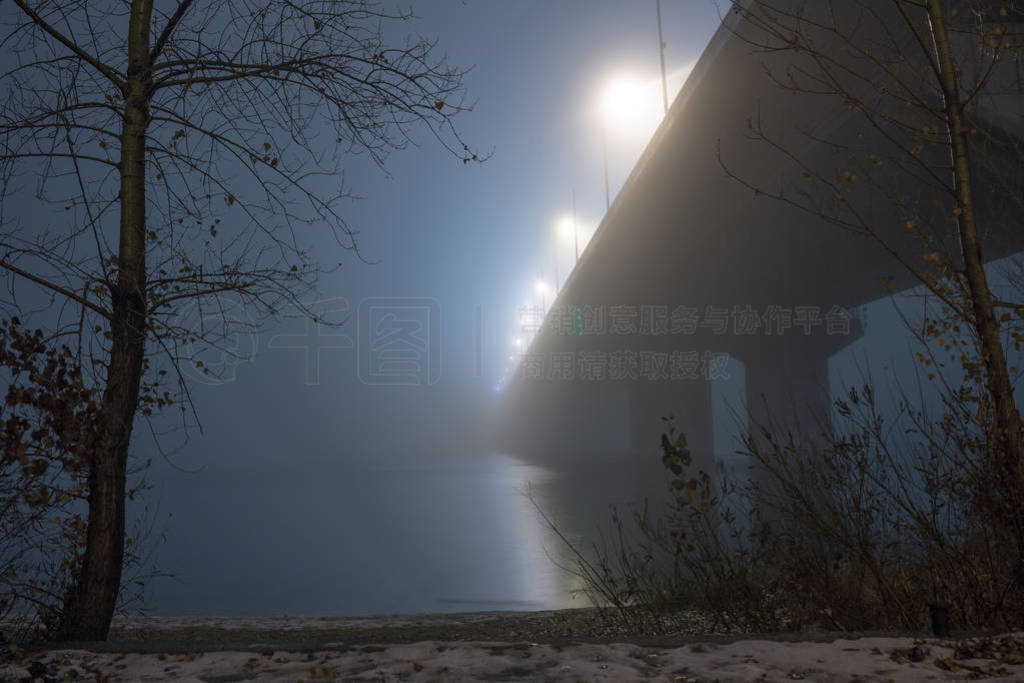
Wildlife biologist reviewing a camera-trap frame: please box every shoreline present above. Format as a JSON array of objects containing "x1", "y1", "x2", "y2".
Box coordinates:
[
  {"x1": 12, "y1": 606, "x2": 999, "y2": 653},
  {"x1": 5, "y1": 609, "x2": 1024, "y2": 681}
]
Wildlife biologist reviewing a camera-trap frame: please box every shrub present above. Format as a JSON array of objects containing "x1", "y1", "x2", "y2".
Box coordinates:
[{"x1": 547, "y1": 380, "x2": 1024, "y2": 634}]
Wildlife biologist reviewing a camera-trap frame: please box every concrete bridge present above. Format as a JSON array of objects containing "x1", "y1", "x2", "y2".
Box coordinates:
[{"x1": 495, "y1": 0, "x2": 1024, "y2": 497}]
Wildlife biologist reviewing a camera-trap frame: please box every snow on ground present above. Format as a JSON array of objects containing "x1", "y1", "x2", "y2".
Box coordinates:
[{"x1": 4, "y1": 632, "x2": 1024, "y2": 682}]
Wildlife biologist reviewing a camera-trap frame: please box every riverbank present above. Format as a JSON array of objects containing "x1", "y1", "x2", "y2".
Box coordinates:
[{"x1": 4, "y1": 608, "x2": 1024, "y2": 681}]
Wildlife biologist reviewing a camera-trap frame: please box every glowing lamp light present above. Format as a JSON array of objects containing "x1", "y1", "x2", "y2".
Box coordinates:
[
  {"x1": 601, "y1": 77, "x2": 648, "y2": 128},
  {"x1": 557, "y1": 217, "x2": 575, "y2": 242}
]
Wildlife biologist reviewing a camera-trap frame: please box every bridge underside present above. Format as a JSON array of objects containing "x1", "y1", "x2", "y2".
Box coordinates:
[{"x1": 495, "y1": 0, "x2": 1024, "y2": 500}]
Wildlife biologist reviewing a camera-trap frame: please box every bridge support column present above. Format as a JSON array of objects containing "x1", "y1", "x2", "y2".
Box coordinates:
[
  {"x1": 740, "y1": 338, "x2": 835, "y2": 520},
  {"x1": 744, "y1": 341, "x2": 832, "y2": 447}
]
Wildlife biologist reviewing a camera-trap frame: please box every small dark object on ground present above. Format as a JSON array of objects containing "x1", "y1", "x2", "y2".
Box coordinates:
[
  {"x1": 21, "y1": 658, "x2": 56, "y2": 682},
  {"x1": 929, "y1": 604, "x2": 950, "y2": 637}
]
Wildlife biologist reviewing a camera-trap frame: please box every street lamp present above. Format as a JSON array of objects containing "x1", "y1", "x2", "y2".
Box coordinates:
[
  {"x1": 598, "y1": 74, "x2": 672, "y2": 213},
  {"x1": 557, "y1": 216, "x2": 574, "y2": 243},
  {"x1": 534, "y1": 279, "x2": 551, "y2": 311},
  {"x1": 599, "y1": 77, "x2": 647, "y2": 212},
  {"x1": 557, "y1": 217, "x2": 578, "y2": 264},
  {"x1": 601, "y1": 78, "x2": 647, "y2": 128}
]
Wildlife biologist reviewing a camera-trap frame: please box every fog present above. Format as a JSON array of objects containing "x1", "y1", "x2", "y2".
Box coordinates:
[
  {"x1": 109, "y1": 1, "x2": 727, "y2": 616},
  {"x1": 5, "y1": 0, "x2": 1023, "y2": 621}
]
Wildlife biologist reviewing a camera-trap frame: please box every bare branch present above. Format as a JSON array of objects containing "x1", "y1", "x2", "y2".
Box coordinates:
[
  {"x1": 149, "y1": 0, "x2": 196, "y2": 64},
  {"x1": 0, "y1": 260, "x2": 111, "y2": 320},
  {"x1": 9, "y1": 0, "x2": 124, "y2": 88}
]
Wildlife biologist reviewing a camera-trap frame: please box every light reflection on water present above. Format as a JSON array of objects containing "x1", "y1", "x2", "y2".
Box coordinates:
[{"x1": 145, "y1": 452, "x2": 629, "y2": 617}]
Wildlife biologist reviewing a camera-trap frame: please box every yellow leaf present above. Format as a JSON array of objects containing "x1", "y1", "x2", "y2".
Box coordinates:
[{"x1": 673, "y1": 432, "x2": 688, "y2": 450}]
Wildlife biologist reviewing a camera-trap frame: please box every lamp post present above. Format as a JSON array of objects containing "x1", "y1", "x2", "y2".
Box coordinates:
[
  {"x1": 657, "y1": 0, "x2": 668, "y2": 115},
  {"x1": 599, "y1": 78, "x2": 643, "y2": 213},
  {"x1": 534, "y1": 280, "x2": 550, "y2": 311},
  {"x1": 572, "y1": 188, "x2": 579, "y2": 262},
  {"x1": 557, "y1": 211, "x2": 579, "y2": 271},
  {"x1": 601, "y1": 126, "x2": 610, "y2": 211}
]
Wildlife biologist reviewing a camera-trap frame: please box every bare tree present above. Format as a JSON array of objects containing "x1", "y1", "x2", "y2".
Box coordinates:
[
  {"x1": 0, "y1": 0, "x2": 479, "y2": 640},
  {"x1": 720, "y1": 0, "x2": 1024, "y2": 575}
]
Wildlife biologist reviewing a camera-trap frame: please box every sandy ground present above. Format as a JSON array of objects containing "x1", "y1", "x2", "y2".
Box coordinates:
[{"x1": 3, "y1": 612, "x2": 1024, "y2": 681}]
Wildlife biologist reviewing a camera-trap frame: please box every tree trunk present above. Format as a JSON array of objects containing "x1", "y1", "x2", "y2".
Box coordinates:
[
  {"x1": 927, "y1": 1, "x2": 1024, "y2": 534},
  {"x1": 58, "y1": 0, "x2": 153, "y2": 641}
]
